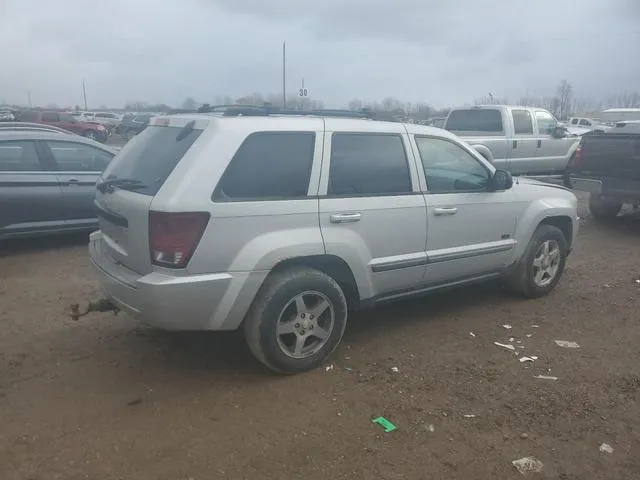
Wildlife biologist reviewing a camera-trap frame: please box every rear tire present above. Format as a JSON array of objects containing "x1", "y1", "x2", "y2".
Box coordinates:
[
  {"x1": 505, "y1": 224, "x2": 568, "y2": 298},
  {"x1": 243, "y1": 267, "x2": 348, "y2": 374},
  {"x1": 84, "y1": 131, "x2": 97, "y2": 140},
  {"x1": 589, "y1": 194, "x2": 622, "y2": 221}
]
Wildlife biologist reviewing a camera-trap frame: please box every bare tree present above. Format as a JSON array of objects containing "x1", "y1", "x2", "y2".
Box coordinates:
[
  {"x1": 348, "y1": 99, "x2": 364, "y2": 111},
  {"x1": 475, "y1": 94, "x2": 508, "y2": 105},
  {"x1": 181, "y1": 97, "x2": 198, "y2": 110},
  {"x1": 556, "y1": 80, "x2": 573, "y2": 120}
]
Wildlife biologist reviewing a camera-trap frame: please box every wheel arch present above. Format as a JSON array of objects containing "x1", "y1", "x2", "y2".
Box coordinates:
[{"x1": 270, "y1": 254, "x2": 361, "y2": 310}]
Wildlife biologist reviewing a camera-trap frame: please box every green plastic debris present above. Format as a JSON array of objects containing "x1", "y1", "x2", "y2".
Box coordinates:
[{"x1": 372, "y1": 416, "x2": 397, "y2": 432}]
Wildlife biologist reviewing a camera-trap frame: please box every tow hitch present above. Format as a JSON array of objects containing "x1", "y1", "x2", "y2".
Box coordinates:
[{"x1": 70, "y1": 298, "x2": 120, "y2": 321}]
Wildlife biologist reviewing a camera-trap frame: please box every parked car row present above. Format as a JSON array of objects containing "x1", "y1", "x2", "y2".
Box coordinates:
[{"x1": 14, "y1": 110, "x2": 110, "y2": 142}]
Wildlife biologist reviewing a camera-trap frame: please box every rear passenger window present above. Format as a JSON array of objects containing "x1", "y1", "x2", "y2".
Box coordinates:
[
  {"x1": 328, "y1": 133, "x2": 411, "y2": 196},
  {"x1": 512, "y1": 110, "x2": 534, "y2": 134},
  {"x1": 0, "y1": 141, "x2": 41, "y2": 171},
  {"x1": 215, "y1": 132, "x2": 315, "y2": 201},
  {"x1": 42, "y1": 112, "x2": 58, "y2": 122}
]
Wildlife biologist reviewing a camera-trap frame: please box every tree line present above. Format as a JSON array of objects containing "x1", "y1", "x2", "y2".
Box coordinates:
[{"x1": 11, "y1": 79, "x2": 637, "y2": 121}]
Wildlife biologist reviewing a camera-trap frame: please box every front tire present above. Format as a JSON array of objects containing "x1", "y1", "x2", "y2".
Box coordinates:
[
  {"x1": 243, "y1": 267, "x2": 348, "y2": 374},
  {"x1": 589, "y1": 194, "x2": 622, "y2": 221},
  {"x1": 505, "y1": 224, "x2": 568, "y2": 298},
  {"x1": 84, "y1": 131, "x2": 97, "y2": 140}
]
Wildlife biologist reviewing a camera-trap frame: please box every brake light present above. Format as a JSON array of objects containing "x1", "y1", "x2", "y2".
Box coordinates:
[
  {"x1": 149, "y1": 211, "x2": 210, "y2": 268},
  {"x1": 573, "y1": 145, "x2": 583, "y2": 166}
]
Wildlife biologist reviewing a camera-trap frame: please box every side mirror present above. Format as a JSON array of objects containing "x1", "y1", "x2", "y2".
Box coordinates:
[
  {"x1": 552, "y1": 126, "x2": 566, "y2": 138},
  {"x1": 488, "y1": 169, "x2": 513, "y2": 191}
]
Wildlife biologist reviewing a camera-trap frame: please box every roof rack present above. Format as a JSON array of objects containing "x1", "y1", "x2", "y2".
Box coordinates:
[
  {"x1": 0, "y1": 122, "x2": 74, "y2": 134},
  {"x1": 211, "y1": 105, "x2": 401, "y2": 122}
]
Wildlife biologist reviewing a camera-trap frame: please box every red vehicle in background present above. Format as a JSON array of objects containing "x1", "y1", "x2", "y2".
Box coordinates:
[{"x1": 17, "y1": 110, "x2": 108, "y2": 143}]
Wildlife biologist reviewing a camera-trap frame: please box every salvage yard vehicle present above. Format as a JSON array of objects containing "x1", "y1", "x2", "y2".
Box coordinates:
[
  {"x1": 18, "y1": 110, "x2": 109, "y2": 143},
  {"x1": 83, "y1": 109, "x2": 579, "y2": 374},
  {"x1": 565, "y1": 121, "x2": 640, "y2": 220},
  {"x1": 444, "y1": 105, "x2": 582, "y2": 176},
  {"x1": 0, "y1": 129, "x2": 117, "y2": 239}
]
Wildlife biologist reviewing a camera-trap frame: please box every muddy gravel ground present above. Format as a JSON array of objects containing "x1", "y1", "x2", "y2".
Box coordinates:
[{"x1": 1, "y1": 197, "x2": 639, "y2": 480}]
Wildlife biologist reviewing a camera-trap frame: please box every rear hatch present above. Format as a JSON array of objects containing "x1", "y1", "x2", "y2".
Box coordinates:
[{"x1": 94, "y1": 117, "x2": 206, "y2": 275}]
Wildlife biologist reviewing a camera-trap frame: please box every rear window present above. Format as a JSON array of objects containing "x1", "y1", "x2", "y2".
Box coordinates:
[
  {"x1": 445, "y1": 109, "x2": 503, "y2": 133},
  {"x1": 102, "y1": 125, "x2": 202, "y2": 196}
]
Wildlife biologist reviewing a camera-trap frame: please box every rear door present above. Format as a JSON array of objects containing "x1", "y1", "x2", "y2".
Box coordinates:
[
  {"x1": 508, "y1": 109, "x2": 538, "y2": 174},
  {"x1": 318, "y1": 127, "x2": 427, "y2": 298},
  {"x1": 0, "y1": 139, "x2": 63, "y2": 235},
  {"x1": 94, "y1": 118, "x2": 205, "y2": 274},
  {"x1": 42, "y1": 140, "x2": 114, "y2": 224}
]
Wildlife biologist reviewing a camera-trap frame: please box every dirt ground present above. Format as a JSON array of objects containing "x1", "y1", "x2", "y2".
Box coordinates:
[{"x1": 1, "y1": 196, "x2": 639, "y2": 480}]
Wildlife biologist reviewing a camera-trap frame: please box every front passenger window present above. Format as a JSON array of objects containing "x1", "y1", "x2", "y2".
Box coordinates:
[{"x1": 415, "y1": 137, "x2": 489, "y2": 193}]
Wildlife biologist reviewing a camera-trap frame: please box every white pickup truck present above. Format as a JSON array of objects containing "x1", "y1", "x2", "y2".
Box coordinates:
[{"x1": 444, "y1": 105, "x2": 582, "y2": 176}]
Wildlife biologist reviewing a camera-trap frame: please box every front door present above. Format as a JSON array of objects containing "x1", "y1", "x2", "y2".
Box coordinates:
[
  {"x1": 411, "y1": 135, "x2": 519, "y2": 284},
  {"x1": 508, "y1": 109, "x2": 539, "y2": 175},
  {"x1": 318, "y1": 129, "x2": 427, "y2": 299},
  {"x1": 0, "y1": 139, "x2": 64, "y2": 235},
  {"x1": 534, "y1": 110, "x2": 577, "y2": 173}
]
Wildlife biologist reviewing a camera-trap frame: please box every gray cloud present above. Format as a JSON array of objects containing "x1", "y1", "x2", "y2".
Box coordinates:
[{"x1": 0, "y1": 0, "x2": 638, "y2": 109}]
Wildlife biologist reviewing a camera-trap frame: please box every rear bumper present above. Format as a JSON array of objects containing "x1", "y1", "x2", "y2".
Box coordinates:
[
  {"x1": 569, "y1": 176, "x2": 640, "y2": 202},
  {"x1": 88, "y1": 231, "x2": 265, "y2": 331}
]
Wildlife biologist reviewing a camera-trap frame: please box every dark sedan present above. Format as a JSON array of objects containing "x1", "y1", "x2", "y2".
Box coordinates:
[{"x1": 0, "y1": 128, "x2": 117, "y2": 239}]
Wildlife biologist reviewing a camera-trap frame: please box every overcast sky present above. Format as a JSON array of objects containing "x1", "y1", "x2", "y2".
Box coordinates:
[{"x1": 1, "y1": 0, "x2": 638, "y2": 109}]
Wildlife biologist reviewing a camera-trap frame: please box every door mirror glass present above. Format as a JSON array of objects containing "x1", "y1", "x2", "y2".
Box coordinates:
[{"x1": 488, "y1": 169, "x2": 513, "y2": 191}]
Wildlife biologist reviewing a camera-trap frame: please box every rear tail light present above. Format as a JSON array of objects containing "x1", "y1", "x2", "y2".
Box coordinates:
[
  {"x1": 573, "y1": 145, "x2": 583, "y2": 166},
  {"x1": 149, "y1": 211, "x2": 210, "y2": 268}
]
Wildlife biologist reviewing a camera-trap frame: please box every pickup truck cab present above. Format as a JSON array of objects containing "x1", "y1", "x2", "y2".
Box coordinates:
[
  {"x1": 18, "y1": 110, "x2": 108, "y2": 143},
  {"x1": 444, "y1": 105, "x2": 581, "y2": 176}
]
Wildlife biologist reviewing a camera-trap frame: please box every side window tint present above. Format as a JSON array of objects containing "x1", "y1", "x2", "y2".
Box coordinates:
[
  {"x1": 570, "y1": 119, "x2": 578, "y2": 125},
  {"x1": 47, "y1": 142, "x2": 114, "y2": 171},
  {"x1": 215, "y1": 132, "x2": 315, "y2": 200},
  {"x1": 512, "y1": 110, "x2": 534, "y2": 134},
  {"x1": 42, "y1": 112, "x2": 58, "y2": 122},
  {"x1": 415, "y1": 136, "x2": 489, "y2": 193},
  {"x1": 0, "y1": 141, "x2": 41, "y2": 172},
  {"x1": 328, "y1": 133, "x2": 411, "y2": 195},
  {"x1": 579, "y1": 119, "x2": 590, "y2": 126},
  {"x1": 535, "y1": 111, "x2": 557, "y2": 135}
]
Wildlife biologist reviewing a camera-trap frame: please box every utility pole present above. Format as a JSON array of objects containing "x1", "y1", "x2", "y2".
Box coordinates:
[
  {"x1": 282, "y1": 42, "x2": 286, "y2": 109},
  {"x1": 82, "y1": 79, "x2": 88, "y2": 111}
]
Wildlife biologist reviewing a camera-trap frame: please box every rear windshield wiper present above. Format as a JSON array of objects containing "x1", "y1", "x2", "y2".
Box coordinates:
[{"x1": 97, "y1": 178, "x2": 147, "y2": 194}]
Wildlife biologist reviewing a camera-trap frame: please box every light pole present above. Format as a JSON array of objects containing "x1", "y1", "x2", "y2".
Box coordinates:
[{"x1": 282, "y1": 42, "x2": 287, "y2": 109}]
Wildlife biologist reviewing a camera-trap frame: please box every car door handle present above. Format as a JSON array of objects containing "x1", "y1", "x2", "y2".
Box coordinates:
[
  {"x1": 537, "y1": 139, "x2": 542, "y2": 148},
  {"x1": 433, "y1": 207, "x2": 458, "y2": 216},
  {"x1": 65, "y1": 179, "x2": 80, "y2": 186},
  {"x1": 330, "y1": 213, "x2": 361, "y2": 224}
]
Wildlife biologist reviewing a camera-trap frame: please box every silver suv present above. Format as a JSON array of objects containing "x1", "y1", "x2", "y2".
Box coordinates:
[{"x1": 88, "y1": 112, "x2": 579, "y2": 373}]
